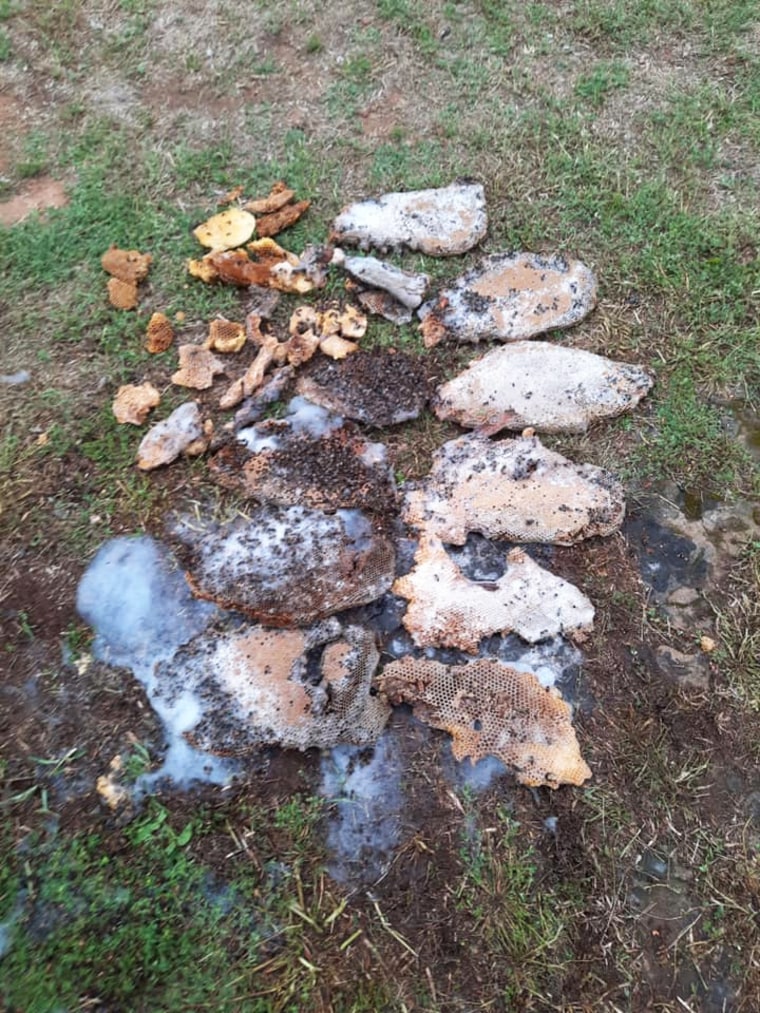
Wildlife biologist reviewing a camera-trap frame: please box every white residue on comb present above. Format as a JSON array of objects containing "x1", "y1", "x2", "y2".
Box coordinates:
[
  {"x1": 285, "y1": 395, "x2": 343, "y2": 436},
  {"x1": 235, "y1": 428, "x2": 281, "y2": 453}
]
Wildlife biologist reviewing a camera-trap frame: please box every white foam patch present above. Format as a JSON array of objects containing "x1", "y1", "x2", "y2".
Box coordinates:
[
  {"x1": 76, "y1": 536, "x2": 235, "y2": 787},
  {"x1": 235, "y1": 428, "x2": 281, "y2": 453},
  {"x1": 492, "y1": 635, "x2": 583, "y2": 692},
  {"x1": 449, "y1": 754, "x2": 508, "y2": 794},
  {"x1": 76, "y1": 536, "x2": 215, "y2": 669},
  {"x1": 285, "y1": 395, "x2": 343, "y2": 436},
  {"x1": 320, "y1": 734, "x2": 404, "y2": 884}
]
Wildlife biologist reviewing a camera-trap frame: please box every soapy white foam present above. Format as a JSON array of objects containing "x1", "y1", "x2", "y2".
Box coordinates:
[
  {"x1": 235, "y1": 428, "x2": 281, "y2": 453},
  {"x1": 76, "y1": 536, "x2": 215, "y2": 669},
  {"x1": 320, "y1": 734, "x2": 404, "y2": 884},
  {"x1": 76, "y1": 536, "x2": 235, "y2": 787},
  {"x1": 336, "y1": 508, "x2": 374, "y2": 552},
  {"x1": 1, "y1": 370, "x2": 31, "y2": 385},
  {"x1": 447, "y1": 752, "x2": 508, "y2": 794},
  {"x1": 285, "y1": 395, "x2": 342, "y2": 437},
  {"x1": 494, "y1": 635, "x2": 583, "y2": 691}
]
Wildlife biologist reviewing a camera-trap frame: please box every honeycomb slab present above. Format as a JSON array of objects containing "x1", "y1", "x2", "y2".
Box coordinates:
[
  {"x1": 403, "y1": 433, "x2": 625, "y2": 545},
  {"x1": 174, "y1": 505, "x2": 395, "y2": 626},
  {"x1": 435, "y1": 340, "x2": 654, "y2": 434},
  {"x1": 158, "y1": 621, "x2": 389, "y2": 755},
  {"x1": 296, "y1": 350, "x2": 430, "y2": 426},
  {"x1": 419, "y1": 252, "x2": 597, "y2": 346},
  {"x1": 210, "y1": 398, "x2": 397, "y2": 513},
  {"x1": 394, "y1": 536, "x2": 594, "y2": 652},
  {"x1": 377, "y1": 657, "x2": 591, "y2": 788},
  {"x1": 331, "y1": 182, "x2": 487, "y2": 256}
]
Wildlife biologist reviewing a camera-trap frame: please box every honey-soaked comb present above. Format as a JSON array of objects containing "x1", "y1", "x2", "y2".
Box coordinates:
[
  {"x1": 107, "y1": 277, "x2": 138, "y2": 310},
  {"x1": 376, "y1": 657, "x2": 591, "y2": 788},
  {"x1": 206, "y1": 318, "x2": 246, "y2": 353},
  {"x1": 145, "y1": 312, "x2": 174, "y2": 353},
  {"x1": 101, "y1": 246, "x2": 152, "y2": 284}
]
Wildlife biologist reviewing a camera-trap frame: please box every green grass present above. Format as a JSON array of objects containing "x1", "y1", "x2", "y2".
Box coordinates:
[
  {"x1": 455, "y1": 802, "x2": 572, "y2": 1004},
  {"x1": 0, "y1": 796, "x2": 340, "y2": 1012}
]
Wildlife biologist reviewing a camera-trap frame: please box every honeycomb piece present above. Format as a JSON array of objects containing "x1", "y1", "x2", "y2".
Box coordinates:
[
  {"x1": 173, "y1": 505, "x2": 396, "y2": 626},
  {"x1": 112, "y1": 382, "x2": 160, "y2": 426},
  {"x1": 208, "y1": 242, "x2": 316, "y2": 294},
  {"x1": 377, "y1": 657, "x2": 591, "y2": 788},
  {"x1": 338, "y1": 304, "x2": 368, "y2": 339},
  {"x1": 145, "y1": 312, "x2": 174, "y2": 354},
  {"x1": 246, "y1": 236, "x2": 300, "y2": 268},
  {"x1": 101, "y1": 246, "x2": 152, "y2": 284},
  {"x1": 210, "y1": 402, "x2": 397, "y2": 513},
  {"x1": 296, "y1": 349, "x2": 429, "y2": 426},
  {"x1": 218, "y1": 330, "x2": 281, "y2": 409},
  {"x1": 289, "y1": 305, "x2": 319, "y2": 336},
  {"x1": 187, "y1": 256, "x2": 219, "y2": 284},
  {"x1": 331, "y1": 182, "x2": 487, "y2": 257},
  {"x1": 394, "y1": 536, "x2": 594, "y2": 652},
  {"x1": 434, "y1": 341, "x2": 654, "y2": 434},
  {"x1": 207, "y1": 249, "x2": 272, "y2": 287},
  {"x1": 284, "y1": 329, "x2": 320, "y2": 366},
  {"x1": 418, "y1": 252, "x2": 597, "y2": 347},
  {"x1": 255, "y1": 199, "x2": 311, "y2": 238},
  {"x1": 318, "y1": 306, "x2": 342, "y2": 337},
  {"x1": 158, "y1": 621, "x2": 390, "y2": 755},
  {"x1": 244, "y1": 181, "x2": 296, "y2": 214},
  {"x1": 107, "y1": 276, "x2": 138, "y2": 310},
  {"x1": 206, "y1": 318, "x2": 246, "y2": 353},
  {"x1": 171, "y1": 344, "x2": 226, "y2": 390},
  {"x1": 192, "y1": 208, "x2": 256, "y2": 250},
  {"x1": 320, "y1": 334, "x2": 358, "y2": 360},
  {"x1": 219, "y1": 185, "x2": 245, "y2": 205},
  {"x1": 136, "y1": 402, "x2": 204, "y2": 470},
  {"x1": 403, "y1": 433, "x2": 625, "y2": 545},
  {"x1": 357, "y1": 289, "x2": 413, "y2": 325}
]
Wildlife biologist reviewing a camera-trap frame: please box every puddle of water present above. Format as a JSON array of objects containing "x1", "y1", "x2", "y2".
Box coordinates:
[
  {"x1": 319, "y1": 732, "x2": 405, "y2": 885},
  {"x1": 76, "y1": 536, "x2": 235, "y2": 787},
  {"x1": 624, "y1": 512, "x2": 708, "y2": 596}
]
